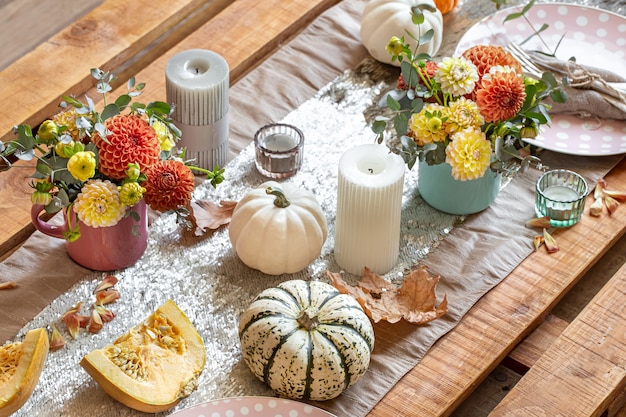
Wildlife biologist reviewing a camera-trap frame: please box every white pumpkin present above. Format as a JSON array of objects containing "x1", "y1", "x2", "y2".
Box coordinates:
[
  {"x1": 228, "y1": 181, "x2": 327, "y2": 275},
  {"x1": 361, "y1": 0, "x2": 444, "y2": 66},
  {"x1": 238, "y1": 279, "x2": 375, "y2": 401}
]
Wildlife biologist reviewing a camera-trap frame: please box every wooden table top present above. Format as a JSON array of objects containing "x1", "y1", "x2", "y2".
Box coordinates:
[{"x1": 1, "y1": 1, "x2": 625, "y2": 416}]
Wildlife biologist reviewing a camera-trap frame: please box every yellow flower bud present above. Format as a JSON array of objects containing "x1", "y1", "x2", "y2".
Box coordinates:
[
  {"x1": 31, "y1": 190, "x2": 53, "y2": 206},
  {"x1": 386, "y1": 36, "x2": 405, "y2": 57},
  {"x1": 125, "y1": 163, "x2": 141, "y2": 182},
  {"x1": 67, "y1": 151, "x2": 96, "y2": 182},
  {"x1": 55, "y1": 140, "x2": 76, "y2": 158},
  {"x1": 37, "y1": 120, "x2": 59, "y2": 140}
]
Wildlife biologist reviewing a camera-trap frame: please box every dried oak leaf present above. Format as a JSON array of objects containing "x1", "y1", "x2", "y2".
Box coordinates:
[
  {"x1": 186, "y1": 200, "x2": 237, "y2": 236},
  {"x1": 327, "y1": 266, "x2": 448, "y2": 325}
]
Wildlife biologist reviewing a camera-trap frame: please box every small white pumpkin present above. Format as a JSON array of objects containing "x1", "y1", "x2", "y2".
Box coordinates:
[
  {"x1": 229, "y1": 181, "x2": 327, "y2": 275},
  {"x1": 238, "y1": 279, "x2": 375, "y2": 401},
  {"x1": 360, "y1": 0, "x2": 444, "y2": 66}
]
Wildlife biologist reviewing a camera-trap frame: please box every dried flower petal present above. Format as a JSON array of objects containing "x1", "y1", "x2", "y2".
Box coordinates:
[
  {"x1": 49, "y1": 324, "x2": 66, "y2": 352},
  {"x1": 604, "y1": 194, "x2": 619, "y2": 215},
  {"x1": 93, "y1": 275, "x2": 118, "y2": 294},
  {"x1": 526, "y1": 216, "x2": 552, "y2": 228},
  {"x1": 594, "y1": 178, "x2": 607, "y2": 199},
  {"x1": 0, "y1": 281, "x2": 17, "y2": 290},
  {"x1": 94, "y1": 304, "x2": 116, "y2": 323},
  {"x1": 95, "y1": 288, "x2": 120, "y2": 305},
  {"x1": 87, "y1": 308, "x2": 104, "y2": 334},
  {"x1": 533, "y1": 235, "x2": 544, "y2": 251},
  {"x1": 543, "y1": 228, "x2": 559, "y2": 253},
  {"x1": 603, "y1": 189, "x2": 626, "y2": 202},
  {"x1": 589, "y1": 197, "x2": 604, "y2": 217}
]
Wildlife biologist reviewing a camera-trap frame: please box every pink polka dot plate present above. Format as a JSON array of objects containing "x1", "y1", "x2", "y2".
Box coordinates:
[
  {"x1": 456, "y1": 3, "x2": 626, "y2": 156},
  {"x1": 170, "y1": 396, "x2": 337, "y2": 417}
]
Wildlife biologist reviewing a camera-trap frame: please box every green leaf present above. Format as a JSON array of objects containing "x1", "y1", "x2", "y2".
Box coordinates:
[
  {"x1": 386, "y1": 94, "x2": 401, "y2": 111},
  {"x1": 550, "y1": 89, "x2": 568, "y2": 104},
  {"x1": 146, "y1": 101, "x2": 171, "y2": 116},
  {"x1": 372, "y1": 119, "x2": 387, "y2": 135},
  {"x1": 101, "y1": 103, "x2": 121, "y2": 121},
  {"x1": 115, "y1": 94, "x2": 132, "y2": 108},
  {"x1": 394, "y1": 113, "x2": 409, "y2": 138}
]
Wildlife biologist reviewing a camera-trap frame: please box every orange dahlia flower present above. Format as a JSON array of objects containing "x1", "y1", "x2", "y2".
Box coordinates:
[
  {"x1": 475, "y1": 71, "x2": 526, "y2": 122},
  {"x1": 142, "y1": 160, "x2": 195, "y2": 212},
  {"x1": 94, "y1": 115, "x2": 161, "y2": 180},
  {"x1": 462, "y1": 45, "x2": 523, "y2": 78}
]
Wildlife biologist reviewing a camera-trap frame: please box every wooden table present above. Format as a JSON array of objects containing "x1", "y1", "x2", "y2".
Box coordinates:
[{"x1": 1, "y1": 1, "x2": 626, "y2": 416}]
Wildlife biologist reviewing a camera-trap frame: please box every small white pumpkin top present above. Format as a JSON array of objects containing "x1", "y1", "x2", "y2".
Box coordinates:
[
  {"x1": 228, "y1": 181, "x2": 328, "y2": 275},
  {"x1": 360, "y1": 0, "x2": 444, "y2": 66}
]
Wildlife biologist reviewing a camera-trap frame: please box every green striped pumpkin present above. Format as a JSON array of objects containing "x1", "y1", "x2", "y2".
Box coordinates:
[{"x1": 238, "y1": 279, "x2": 375, "y2": 401}]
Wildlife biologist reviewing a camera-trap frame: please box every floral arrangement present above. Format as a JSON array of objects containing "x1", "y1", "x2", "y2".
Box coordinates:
[
  {"x1": 372, "y1": 6, "x2": 567, "y2": 181},
  {"x1": 0, "y1": 68, "x2": 225, "y2": 240}
]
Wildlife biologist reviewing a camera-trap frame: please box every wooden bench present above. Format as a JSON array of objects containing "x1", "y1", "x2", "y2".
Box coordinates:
[{"x1": 493, "y1": 260, "x2": 626, "y2": 416}]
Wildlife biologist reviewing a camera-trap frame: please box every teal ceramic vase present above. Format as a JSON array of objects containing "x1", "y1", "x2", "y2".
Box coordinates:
[{"x1": 418, "y1": 161, "x2": 501, "y2": 215}]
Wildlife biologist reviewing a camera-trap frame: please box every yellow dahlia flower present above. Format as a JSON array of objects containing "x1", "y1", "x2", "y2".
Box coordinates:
[
  {"x1": 67, "y1": 151, "x2": 96, "y2": 182},
  {"x1": 73, "y1": 180, "x2": 126, "y2": 227},
  {"x1": 118, "y1": 182, "x2": 146, "y2": 207},
  {"x1": 445, "y1": 128, "x2": 492, "y2": 181},
  {"x1": 434, "y1": 56, "x2": 478, "y2": 97},
  {"x1": 408, "y1": 103, "x2": 448, "y2": 145},
  {"x1": 52, "y1": 109, "x2": 93, "y2": 141},
  {"x1": 445, "y1": 97, "x2": 484, "y2": 136}
]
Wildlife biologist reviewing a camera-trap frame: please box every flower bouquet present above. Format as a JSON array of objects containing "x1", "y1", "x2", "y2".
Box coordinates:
[
  {"x1": 372, "y1": 5, "x2": 567, "y2": 182},
  {"x1": 0, "y1": 69, "x2": 225, "y2": 243}
]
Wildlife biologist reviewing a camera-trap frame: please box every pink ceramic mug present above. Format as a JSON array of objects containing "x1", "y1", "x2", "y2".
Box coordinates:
[{"x1": 31, "y1": 200, "x2": 149, "y2": 271}]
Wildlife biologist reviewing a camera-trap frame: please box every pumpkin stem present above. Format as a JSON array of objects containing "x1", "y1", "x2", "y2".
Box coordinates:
[
  {"x1": 266, "y1": 187, "x2": 291, "y2": 208},
  {"x1": 296, "y1": 308, "x2": 320, "y2": 330}
]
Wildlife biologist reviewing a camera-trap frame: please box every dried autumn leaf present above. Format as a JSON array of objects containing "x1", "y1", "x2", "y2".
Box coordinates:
[
  {"x1": 533, "y1": 235, "x2": 544, "y2": 251},
  {"x1": 327, "y1": 266, "x2": 448, "y2": 325},
  {"x1": 186, "y1": 200, "x2": 237, "y2": 237},
  {"x1": 589, "y1": 197, "x2": 603, "y2": 217}
]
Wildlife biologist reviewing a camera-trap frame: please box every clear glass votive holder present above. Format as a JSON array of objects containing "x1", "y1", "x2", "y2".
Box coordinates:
[
  {"x1": 254, "y1": 123, "x2": 304, "y2": 179},
  {"x1": 535, "y1": 169, "x2": 588, "y2": 228}
]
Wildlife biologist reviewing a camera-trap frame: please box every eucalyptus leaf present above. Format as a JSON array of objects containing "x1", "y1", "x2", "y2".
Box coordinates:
[{"x1": 101, "y1": 103, "x2": 121, "y2": 121}]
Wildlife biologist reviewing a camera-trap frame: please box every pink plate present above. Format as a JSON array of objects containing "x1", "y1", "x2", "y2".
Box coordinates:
[
  {"x1": 170, "y1": 397, "x2": 337, "y2": 417},
  {"x1": 456, "y1": 3, "x2": 626, "y2": 156}
]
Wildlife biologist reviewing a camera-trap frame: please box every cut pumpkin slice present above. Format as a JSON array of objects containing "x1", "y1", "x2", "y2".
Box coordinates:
[
  {"x1": 80, "y1": 300, "x2": 206, "y2": 413},
  {"x1": 0, "y1": 328, "x2": 49, "y2": 417}
]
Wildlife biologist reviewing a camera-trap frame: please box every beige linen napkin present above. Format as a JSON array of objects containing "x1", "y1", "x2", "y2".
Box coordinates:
[{"x1": 528, "y1": 50, "x2": 626, "y2": 120}]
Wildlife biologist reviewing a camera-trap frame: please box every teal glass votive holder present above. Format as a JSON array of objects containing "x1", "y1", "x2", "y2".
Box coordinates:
[{"x1": 535, "y1": 169, "x2": 588, "y2": 227}]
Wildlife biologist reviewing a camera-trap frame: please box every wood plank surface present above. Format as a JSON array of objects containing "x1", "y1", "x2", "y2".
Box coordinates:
[
  {"x1": 368, "y1": 159, "x2": 626, "y2": 417},
  {"x1": 490, "y1": 260, "x2": 626, "y2": 417},
  {"x1": 0, "y1": 0, "x2": 340, "y2": 258}
]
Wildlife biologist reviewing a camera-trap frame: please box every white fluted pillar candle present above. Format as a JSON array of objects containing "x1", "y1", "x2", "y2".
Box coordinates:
[
  {"x1": 334, "y1": 144, "x2": 405, "y2": 276},
  {"x1": 165, "y1": 49, "x2": 229, "y2": 170}
]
